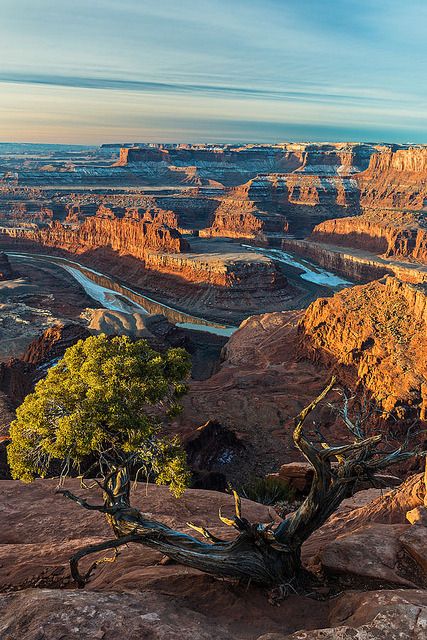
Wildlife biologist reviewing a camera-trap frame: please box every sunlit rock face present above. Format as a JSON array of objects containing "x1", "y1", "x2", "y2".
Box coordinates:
[
  {"x1": 2, "y1": 217, "x2": 190, "y2": 259},
  {"x1": 299, "y1": 276, "x2": 427, "y2": 416},
  {"x1": 357, "y1": 147, "x2": 427, "y2": 210}
]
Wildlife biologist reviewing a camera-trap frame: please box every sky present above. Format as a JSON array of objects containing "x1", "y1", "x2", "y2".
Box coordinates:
[{"x1": 0, "y1": 0, "x2": 426, "y2": 144}]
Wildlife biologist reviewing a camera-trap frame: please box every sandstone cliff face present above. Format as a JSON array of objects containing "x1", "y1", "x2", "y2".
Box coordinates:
[
  {"x1": 228, "y1": 174, "x2": 360, "y2": 236},
  {"x1": 231, "y1": 174, "x2": 359, "y2": 208},
  {"x1": 3, "y1": 217, "x2": 189, "y2": 260},
  {"x1": 144, "y1": 250, "x2": 287, "y2": 289},
  {"x1": 0, "y1": 228, "x2": 292, "y2": 322},
  {"x1": 299, "y1": 277, "x2": 427, "y2": 416},
  {"x1": 199, "y1": 199, "x2": 288, "y2": 240},
  {"x1": 357, "y1": 147, "x2": 427, "y2": 210},
  {"x1": 310, "y1": 214, "x2": 427, "y2": 262},
  {"x1": 281, "y1": 238, "x2": 396, "y2": 282}
]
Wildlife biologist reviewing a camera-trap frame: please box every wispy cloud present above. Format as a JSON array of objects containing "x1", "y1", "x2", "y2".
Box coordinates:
[
  {"x1": 0, "y1": 71, "x2": 410, "y2": 107},
  {"x1": 0, "y1": 1, "x2": 426, "y2": 142}
]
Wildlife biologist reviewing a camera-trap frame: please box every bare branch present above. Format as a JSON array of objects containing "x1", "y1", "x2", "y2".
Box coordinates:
[
  {"x1": 55, "y1": 489, "x2": 107, "y2": 513},
  {"x1": 70, "y1": 535, "x2": 140, "y2": 588}
]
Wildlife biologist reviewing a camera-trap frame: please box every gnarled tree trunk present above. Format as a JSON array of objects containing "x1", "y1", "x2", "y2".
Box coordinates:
[{"x1": 58, "y1": 378, "x2": 423, "y2": 592}]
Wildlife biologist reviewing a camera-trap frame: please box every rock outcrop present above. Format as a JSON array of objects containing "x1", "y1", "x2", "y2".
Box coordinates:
[
  {"x1": 228, "y1": 173, "x2": 360, "y2": 237},
  {"x1": 0, "y1": 474, "x2": 425, "y2": 639},
  {"x1": 299, "y1": 277, "x2": 427, "y2": 417},
  {"x1": 177, "y1": 310, "x2": 337, "y2": 485},
  {"x1": 281, "y1": 237, "x2": 427, "y2": 285},
  {"x1": 0, "y1": 323, "x2": 90, "y2": 410},
  {"x1": 199, "y1": 199, "x2": 288, "y2": 241},
  {"x1": 0, "y1": 589, "x2": 233, "y2": 640},
  {"x1": 0, "y1": 253, "x2": 16, "y2": 280},
  {"x1": 274, "y1": 589, "x2": 427, "y2": 640},
  {"x1": 357, "y1": 146, "x2": 427, "y2": 210},
  {"x1": 309, "y1": 211, "x2": 427, "y2": 263},
  {"x1": 3, "y1": 216, "x2": 189, "y2": 259}
]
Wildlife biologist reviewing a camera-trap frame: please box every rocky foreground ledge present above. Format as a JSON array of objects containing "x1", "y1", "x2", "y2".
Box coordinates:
[{"x1": 0, "y1": 473, "x2": 426, "y2": 639}]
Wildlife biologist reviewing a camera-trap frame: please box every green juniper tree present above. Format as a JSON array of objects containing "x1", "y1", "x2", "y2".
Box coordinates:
[{"x1": 8, "y1": 334, "x2": 192, "y2": 493}]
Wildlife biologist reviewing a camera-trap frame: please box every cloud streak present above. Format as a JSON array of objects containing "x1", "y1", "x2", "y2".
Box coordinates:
[
  {"x1": 0, "y1": 1, "x2": 427, "y2": 142},
  {"x1": 0, "y1": 71, "x2": 406, "y2": 107}
]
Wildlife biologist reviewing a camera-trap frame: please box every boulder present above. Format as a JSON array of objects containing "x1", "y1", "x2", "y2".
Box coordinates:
[
  {"x1": 276, "y1": 462, "x2": 314, "y2": 493},
  {"x1": 406, "y1": 506, "x2": 427, "y2": 526},
  {"x1": 302, "y1": 472, "x2": 426, "y2": 568},
  {"x1": 274, "y1": 461, "x2": 400, "y2": 496},
  {"x1": 321, "y1": 523, "x2": 419, "y2": 587},
  {"x1": 399, "y1": 525, "x2": 427, "y2": 573}
]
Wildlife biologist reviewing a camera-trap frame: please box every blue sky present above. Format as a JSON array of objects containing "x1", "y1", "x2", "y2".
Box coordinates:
[{"x1": 0, "y1": 0, "x2": 426, "y2": 144}]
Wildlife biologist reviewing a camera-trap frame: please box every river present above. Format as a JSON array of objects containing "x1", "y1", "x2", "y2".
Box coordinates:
[
  {"x1": 241, "y1": 245, "x2": 352, "y2": 289},
  {"x1": 7, "y1": 249, "x2": 352, "y2": 338},
  {"x1": 6, "y1": 252, "x2": 236, "y2": 337}
]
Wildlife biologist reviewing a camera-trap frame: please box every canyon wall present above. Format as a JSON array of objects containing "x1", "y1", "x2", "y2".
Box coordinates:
[
  {"x1": 143, "y1": 250, "x2": 286, "y2": 289},
  {"x1": 295, "y1": 147, "x2": 427, "y2": 268},
  {"x1": 281, "y1": 238, "x2": 427, "y2": 285},
  {"x1": 107, "y1": 143, "x2": 380, "y2": 188},
  {"x1": 0, "y1": 218, "x2": 292, "y2": 323},
  {"x1": 199, "y1": 199, "x2": 288, "y2": 240},
  {"x1": 228, "y1": 173, "x2": 360, "y2": 236},
  {"x1": 2, "y1": 217, "x2": 189, "y2": 259},
  {"x1": 309, "y1": 214, "x2": 427, "y2": 263},
  {"x1": 357, "y1": 147, "x2": 427, "y2": 210},
  {"x1": 299, "y1": 276, "x2": 427, "y2": 417}
]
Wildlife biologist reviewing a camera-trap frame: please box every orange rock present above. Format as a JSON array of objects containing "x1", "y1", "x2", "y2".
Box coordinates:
[{"x1": 299, "y1": 276, "x2": 427, "y2": 415}]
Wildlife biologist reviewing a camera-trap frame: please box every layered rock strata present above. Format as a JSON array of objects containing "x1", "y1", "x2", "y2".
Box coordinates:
[
  {"x1": 281, "y1": 238, "x2": 427, "y2": 284},
  {"x1": 1, "y1": 226, "x2": 293, "y2": 323},
  {"x1": 2, "y1": 217, "x2": 189, "y2": 259},
  {"x1": 357, "y1": 147, "x2": 427, "y2": 210},
  {"x1": 199, "y1": 199, "x2": 288, "y2": 241},
  {"x1": 309, "y1": 211, "x2": 427, "y2": 263}
]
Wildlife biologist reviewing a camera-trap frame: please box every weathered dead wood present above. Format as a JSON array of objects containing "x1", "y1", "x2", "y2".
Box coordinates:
[{"x1": 59, "y1": 377, "x2": 426, "y2": 592}]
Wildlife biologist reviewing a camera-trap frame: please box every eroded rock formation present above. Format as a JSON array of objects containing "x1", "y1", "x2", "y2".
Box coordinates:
[
  {"x1": 0, "y1": 323, "x2": 90, "y2": 409},
  {"x1": 309, "y1": 211, "x2": 427, "y2": 263},
  {"x1": 3, "y1": 217, "x2": 189, "y2": 259},
  {"x1": 0, "y1": 253, "x2": 16, "y2": 280},
  {"x1": 299, "y1": 277, "x2": 427, "y2": 417},
  {"x1": 358, "y1": 147, "x2": 427, "y2": 210}
]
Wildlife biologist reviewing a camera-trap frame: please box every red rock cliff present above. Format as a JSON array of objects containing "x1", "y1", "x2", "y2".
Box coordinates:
[
  {"x1": 199, "y1": 199, "x2": 288, "y2": 240},
  {"x1": 357, "y1": 147, "x2": 427, "y2": 210},
  {"x1": 309, "y1": 212, "x2": 427, "y2": 263},
  {"x1": 3, "y1": 217, "x2": 190, "y2": 260},
  {"x1": 299, "y1": 277, "x2": 427, "y2": 417}
]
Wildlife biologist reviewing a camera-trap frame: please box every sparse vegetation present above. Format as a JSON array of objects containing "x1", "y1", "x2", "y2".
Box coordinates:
[
  {"x1": 8, "y1": 365, "x2": 425, "y2": 594},
  {"x1": 240, "y1": 475, "x2": 296, "y2": 506}
]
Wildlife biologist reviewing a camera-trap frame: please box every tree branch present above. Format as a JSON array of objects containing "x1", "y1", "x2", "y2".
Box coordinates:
[
  {"x1": 55, "y1": 489, "x2": 107, "y2": 513},
  {"x1": 70, "y1": 535, "x2": 140, "y2": 588}
]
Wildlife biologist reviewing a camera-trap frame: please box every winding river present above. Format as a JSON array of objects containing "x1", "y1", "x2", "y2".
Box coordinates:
[
  {"x1": 6, "y1": 252, "x2": 236, "y2": 337},
  {"x1": 6, "y1": 248, "x2": 352, "y2": 338}
]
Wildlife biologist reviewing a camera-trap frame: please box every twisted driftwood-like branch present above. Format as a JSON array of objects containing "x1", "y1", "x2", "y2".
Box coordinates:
[{"x1": 59, "y1": 378, "x2": 426, "y2": 591}]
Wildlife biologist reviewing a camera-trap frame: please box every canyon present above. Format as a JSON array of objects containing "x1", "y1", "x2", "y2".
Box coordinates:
[{"x1": 1, "y1": 141, "x2": 427, "y2": 637}]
